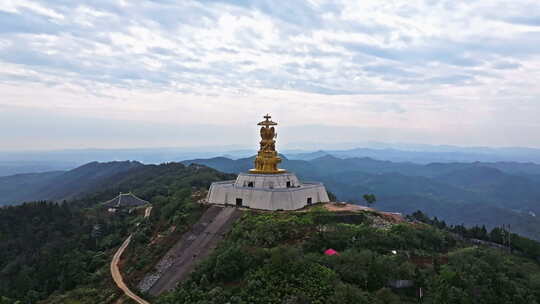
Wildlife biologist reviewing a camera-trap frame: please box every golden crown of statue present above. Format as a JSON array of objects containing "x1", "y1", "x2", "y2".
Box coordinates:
[{"x1": 249, "y1": 114, "x2": 286, "y2": 174}]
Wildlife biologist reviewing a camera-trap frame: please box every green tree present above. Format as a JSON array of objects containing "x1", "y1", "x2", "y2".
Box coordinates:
[
  {"x1": 362, "y1": 194, "x2": 377, "y2": 207},
  {"x1": 375, "y1": 288, "x2": 400, "y2": 304},
  {"x1": 331, "y1": 283, "x2": 371, "y2": 304}
]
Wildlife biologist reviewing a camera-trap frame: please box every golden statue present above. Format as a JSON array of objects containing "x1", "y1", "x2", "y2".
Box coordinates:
[{"x1": 249, "y1": 114, "x2": 286, "y2": 174}]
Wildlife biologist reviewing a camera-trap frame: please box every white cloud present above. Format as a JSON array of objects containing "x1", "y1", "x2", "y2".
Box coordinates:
[
  {"x1": 0, "y1": 0, "x2": 63, "y2": 19},
  {"x1": 0, "y1": 0, "x2": 539, "y2": 149}
]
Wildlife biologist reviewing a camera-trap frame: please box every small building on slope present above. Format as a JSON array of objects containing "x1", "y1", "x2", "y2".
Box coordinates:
[
  {"x1": 103, "y1": 192, "x2": 149, "y2": 212},
  {"x1": 206, "y1": 114, "x2": 330, "y2": 210}
]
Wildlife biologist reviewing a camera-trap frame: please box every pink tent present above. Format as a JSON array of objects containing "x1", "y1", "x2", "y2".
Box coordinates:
[{"x1": 324, "y1": 248, "x2": 339, "y2": 256}]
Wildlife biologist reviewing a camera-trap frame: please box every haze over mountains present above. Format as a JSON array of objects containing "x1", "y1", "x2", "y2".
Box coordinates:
[
  {"x1": 2, "y1": 143, "x2": 540, "y2": 177},
  {"x1": 0, "y1": 161, "x2": 143, "y2": 204},
  {"x1": 287, "y1": 146, "x2": 540, "y2": 163},
  {"x1": 1, "y1": 151, "x2": 539, "y2": 240},
  {"x1": 181, "y1": 155, "x2": 540, "y2": 240}
]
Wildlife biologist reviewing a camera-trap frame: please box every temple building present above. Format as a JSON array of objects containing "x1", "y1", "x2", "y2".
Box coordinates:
[
  {"x1": 103, "y1": 192, "x2": 149, "y2": 212},
  {"x1": 206, "y1": 114, "x2": 329, "y2": 210}
]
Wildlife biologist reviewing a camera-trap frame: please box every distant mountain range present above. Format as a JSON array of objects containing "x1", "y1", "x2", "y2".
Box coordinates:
[
  {"x1": 0, "y1": 148, "x2": 250, "y2": 176},
  {"x1": 0, "y1": 161, "x2": 143, "y2": 204},
  {"x1": 286, "y1": 147, "x2": 540, "y2": 163},
  {"x1": 2, "y1": 143, "x2": 540, "y2": 176},
  {"x1": 1, "y1": 155, "x2": 539, "y2": 240},
  {"x1": 182, "y1": 155, "x2": 540, "y2": 240}
]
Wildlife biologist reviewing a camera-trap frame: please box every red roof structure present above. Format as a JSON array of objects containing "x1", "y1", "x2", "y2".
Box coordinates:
[{"x1": 324, "y1": 248, "x2": 339, "y2": 256}]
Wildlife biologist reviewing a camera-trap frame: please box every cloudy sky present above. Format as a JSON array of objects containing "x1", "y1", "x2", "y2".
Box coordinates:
[{"x1": 1, "y1": 0, "x2": 539, "y2": 150}]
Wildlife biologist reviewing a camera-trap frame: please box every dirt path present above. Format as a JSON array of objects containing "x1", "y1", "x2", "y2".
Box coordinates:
[
  {"x1": 111, "y1": 206, "x2": 152, "y2": 304},
  {"x1": 144, "y1": 206, "x2": 152, "y2": 218},
  {"x1": 146, "y1": 206, "x2": 242, "y2": 296},
  {"x1": 111, "y1": 235, "x2": 150, "y2": 304}
]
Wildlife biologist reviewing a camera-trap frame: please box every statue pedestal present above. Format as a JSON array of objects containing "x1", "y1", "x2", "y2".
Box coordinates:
[{"x1": 206, "y1": 172, "x2": 329, "y2": 210}]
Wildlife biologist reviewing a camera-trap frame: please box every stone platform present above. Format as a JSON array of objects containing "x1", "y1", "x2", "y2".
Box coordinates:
[{"x1": 206, "y1": 172, "x2": 329, "y2": 210}]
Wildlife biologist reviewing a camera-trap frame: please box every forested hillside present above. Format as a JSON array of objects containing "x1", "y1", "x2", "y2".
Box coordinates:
[
  {"x1": 3, "y1": 156, "x2": 539, "y2": 241},
  {"x1": 157, "y1": 208, "x2": 540, "y2": 304},
  {"x1": 0, "y1": 201, "x2": 128, "y2": 302},
  {"x1": 0, "y1": 162, "x2": 234, "y2": 303},
  {"x1": 0, "y1": 161, "x2": 143, "y2": 205},
  {"x1": 183, "y1": 155, "x2": 540, "y2": 240},
  {"x1": 1, "y1": 161, "x2": 539, "y2": 304}
]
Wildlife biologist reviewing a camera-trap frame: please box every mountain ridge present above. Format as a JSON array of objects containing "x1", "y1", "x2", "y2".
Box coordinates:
[
  {"x1": 0, "y1": 161, "x2": 143, "y2": 205},
  {"x1": 181, "y1": 156, "x2": 540, "y2": 240},
  {"x1": 1, "y1": 156, "x2": 539, "y2": 239}
]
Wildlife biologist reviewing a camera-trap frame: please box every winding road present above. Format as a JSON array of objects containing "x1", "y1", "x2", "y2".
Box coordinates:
[
  {"x1": 111, "y1": 205, "x2": 240, "y2": 301},
  {"x1": 110, "y1": 206, "x2": 152, "y2": 304}
]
